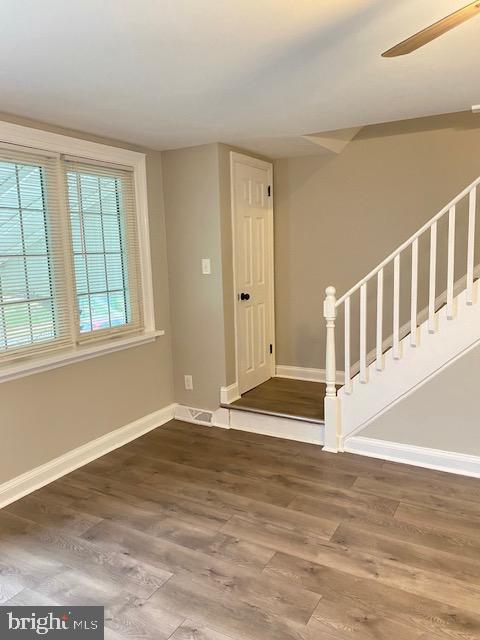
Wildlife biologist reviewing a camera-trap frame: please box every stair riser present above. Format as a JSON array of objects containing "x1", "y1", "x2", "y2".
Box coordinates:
[{"x1": 228, "y1": 409, "x2": 325, "y2": 445}]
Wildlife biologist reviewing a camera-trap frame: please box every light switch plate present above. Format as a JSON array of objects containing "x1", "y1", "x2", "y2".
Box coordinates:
[
  {"x1": 184, "y1": 375, "x2": 193, "y2": 390},
  {"x1": 201, "y1": 258, "x2": 211, "y2": 275}
]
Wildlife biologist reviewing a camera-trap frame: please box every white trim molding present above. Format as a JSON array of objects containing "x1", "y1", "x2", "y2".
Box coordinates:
[
  {"x1": 276, "y1": 365, "x2": 345, "y2": 385},
  {"x1": 220, "y1": 383, "x2": 240, "y2": 405},
  {"x1": 0, "y1": 121, "x2": 144, "y2": 165},
  {"x1": 345, "y1": 436, "x2": 480, "y2": 479},
  {"x1": 0, "y1": 404, "x2": 176, "y2": 508},
  {"x1": 0, "y1": 330, "x2": 164, "y2": 383}
]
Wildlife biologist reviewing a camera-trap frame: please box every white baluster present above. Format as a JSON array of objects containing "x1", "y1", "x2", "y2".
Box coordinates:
[
  {"x1": 467, "y1": 187, "x2": 477, "y2": 305},
  {"x1": 428, "y1": 221, "x2": 437, "y2": 333},
  {"x1": 360, "y1": 283, "x2": 368, "y2": 383},
  {"x1": 376, "y1": 269, "x2": 384, "y2": 371},
  {"x1": 393, "y1": 254, "x2": 401, "y2": 359},
  {"x1": 324, "y1": 286, "x2": 337, "y2": 398},
  {"x1": 344, "y1": 296, "x2": 351, "y2": 393},
  {"x1": 411, "y1": 238, "x2": 418, "y2": 347},
  {"x1": 446, "y1": 205, "x2": 456, "y2": 319},
  {"x1": 323, "y1": 286, "x2": 341, "y2": 452}
]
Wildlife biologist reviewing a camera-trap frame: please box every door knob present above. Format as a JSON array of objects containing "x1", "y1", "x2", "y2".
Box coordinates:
[{"x1": 240, "y1": 292, "x2": 250, "y2": 301}]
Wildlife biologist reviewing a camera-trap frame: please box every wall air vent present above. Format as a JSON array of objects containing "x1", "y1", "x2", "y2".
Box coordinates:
[
  {"x1": 188, "y1": 409, "x2": 213, "y2": 424},
  {"x1": 173, "y1": 405, "x2": 214, "y2": 426}
]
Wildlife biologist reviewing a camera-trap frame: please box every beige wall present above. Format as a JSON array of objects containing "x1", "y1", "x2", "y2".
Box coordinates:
[
  {"x1": 360, "y1": 341, "x2": 480, "y2": 456},
  {"x1": 162, "y1": 144, "x2": 228, "y2": 409},
  {"x1": 162, "y1": 143, "x2": 268, "y2": 408},
  {"x1": 5, "y1": 107, "x2": 480, "y2": 483},
  {"x1": 274, "y1": 111, "x2": 480, "y2": 370},
  {"x1": 0, "y1": 115, "x2": 174, "y2": 484}
]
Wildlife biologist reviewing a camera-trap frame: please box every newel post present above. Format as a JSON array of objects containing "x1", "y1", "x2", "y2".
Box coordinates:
[{"x1": 323, "y1": 286, "x2": 341, "y2": 452}]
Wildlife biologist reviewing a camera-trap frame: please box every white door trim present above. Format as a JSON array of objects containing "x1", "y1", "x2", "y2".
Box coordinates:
[{"x1": 230, "y1": 151, "x2": 275, "y2": 395}]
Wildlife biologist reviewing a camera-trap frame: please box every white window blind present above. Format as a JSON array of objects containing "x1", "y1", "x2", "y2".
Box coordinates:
[
  {"x1": 64, "y1": 160, "x2": 143, "y2": 341},
  {"x1": 0, "y1": 147, "x2": 71, "y2": 361},
  {"x1": 0, "y1": 144, "x2": 145, "y2": 365}
]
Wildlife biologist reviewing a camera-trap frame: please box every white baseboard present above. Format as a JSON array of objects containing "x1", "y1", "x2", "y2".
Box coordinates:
[
  {"x1": 220, "y1": 382, "x2": 240, "y2": 404},
  {"x1": 0, "y1": 404, "x2": 176, "y2": 509},
  {"x1": 229, "y1": 408, "x2": 324, "y2": 446},
  {"x1": 276, "y1": 365, "x2": 345, "y2": 385},
  {"x1": 345, "y1": 436, "x2": 480, "y2": 478},
  {"x1": 174, "y1": 404, "x2": 230, "y2": 429}
]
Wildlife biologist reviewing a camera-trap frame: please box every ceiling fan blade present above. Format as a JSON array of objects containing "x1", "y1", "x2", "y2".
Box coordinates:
[{"x1": 382, "y1": 1, "x2": 480, "y2": 57}]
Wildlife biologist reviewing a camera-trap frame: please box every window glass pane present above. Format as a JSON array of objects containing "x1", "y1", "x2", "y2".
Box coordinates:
[
  {"x1": 0, "y1": 257, "x2": 27, "y2": 301},
  {"x1": 67, "y1": 168, "x2": 132, "y2": 335},
  {"x1": 26, "y1": 256, "x2": 51, "y2": 299},
  {"x1": 17, "y1": 165, "x2": 44, "y2": 210},
  {"x1": 4, "y1": 302, "x2": 30, "y2": 347},
  {"x1": 0, "y1": 160, "x2": 55, "y2": 354},
  {"x1": 23, "y1": 211, "x2": 48, "y2": 254},
  {"x1": 77, "y1": 294, "x2": 92, "y2": 332},
  {"x1": 80, "y1": 174, "x2": 101, "y2": 213},
  {"x1": 83, "y1": 213, "x2": 103, "y2": 252},
  {"x1": 109, "y1": 292, "x2": 127, "y2": 327},
  {"x1": 105, "y1": 253, "x2": 124, "y2": 290},
  {"x1": 86, "y1": 254, "x2": 107, "y2": 293},
  {"x1": 0, "y1": 211, "x2": 22, "y2": 255},
  {"x1": 90, "y1": 293, "x2": 110, "y2": 330},
  {"x1": 99, "y1": 176, "x2": 119, "y2": 213},
  {"x1": 0, "y1": 162, "x2": 19, "y2": 209},
  {"x1": 103, "y1": 214, "x2": 121, "y2": 251},
  {"x1": 30, "y1": 299, "x2": 55, "y2": 342}
]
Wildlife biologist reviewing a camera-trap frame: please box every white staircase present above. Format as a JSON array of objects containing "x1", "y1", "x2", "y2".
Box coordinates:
[{"x1": 323, "y1": 176, "x2": 480, "y2": 456}]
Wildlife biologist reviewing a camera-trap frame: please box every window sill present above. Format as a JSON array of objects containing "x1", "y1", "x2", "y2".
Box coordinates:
[{"x1": 0, "y1": 330, "x2": 165, "y2": 384}]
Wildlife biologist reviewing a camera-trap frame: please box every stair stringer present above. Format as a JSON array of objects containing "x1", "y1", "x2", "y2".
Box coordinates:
[{"x1": 339, "y1": 281, "x2": 480, "y2": 448}]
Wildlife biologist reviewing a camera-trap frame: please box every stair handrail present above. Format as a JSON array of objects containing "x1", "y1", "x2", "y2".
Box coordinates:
[
  {"x1": 336, "y1": 175, "x2": 480, "y2": 307},
  {"x1": 323, "y1": 175, "x2": 480, "y2": 453}
]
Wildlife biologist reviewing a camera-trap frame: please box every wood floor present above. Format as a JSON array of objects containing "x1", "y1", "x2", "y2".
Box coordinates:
[
  {"x1": 1, "y1": 420, "x2": 480, "y2": 639},
  {"x1": 228, "y1": 377, "x2": 330, "y2": 422}
]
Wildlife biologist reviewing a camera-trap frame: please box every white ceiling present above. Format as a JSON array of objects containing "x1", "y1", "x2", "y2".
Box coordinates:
[{"x1": 1, "y1": 0, "x2": 480, "y2": 156}]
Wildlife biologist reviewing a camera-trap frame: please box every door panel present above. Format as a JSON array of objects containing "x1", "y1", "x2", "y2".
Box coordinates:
[{"x1": 232, "y1": 155, "x2": 274, "y2": 394}]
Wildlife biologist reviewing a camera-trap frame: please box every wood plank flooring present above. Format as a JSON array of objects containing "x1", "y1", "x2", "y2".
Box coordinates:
[
  {"x1": 1, "y1": 419, "x2": 480, "y2": 639},
  {"x1": 228, "y1": 377, "x2": 331, "y2": 422}
]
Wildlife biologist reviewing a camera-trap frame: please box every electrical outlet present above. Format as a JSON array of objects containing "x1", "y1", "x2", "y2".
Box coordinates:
[
  {"x1": 201, "y1": 258, "x2": 211, "y2": 275},
  {"x1": 184, "y1": 375, "x2": 193, "y2": 390}
]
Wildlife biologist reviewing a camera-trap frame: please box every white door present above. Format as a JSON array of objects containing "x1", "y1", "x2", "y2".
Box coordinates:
[{"x1": 231, "y1": 152, "x2": 274, "y2": 394}]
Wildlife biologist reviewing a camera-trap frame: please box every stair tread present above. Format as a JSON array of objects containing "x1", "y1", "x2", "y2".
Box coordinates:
[{"x1": 222, "y1": 377, "x2": 332, "y2": 425}]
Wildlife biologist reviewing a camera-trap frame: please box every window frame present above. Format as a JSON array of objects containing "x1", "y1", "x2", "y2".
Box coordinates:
[
  {"x1": 0, "y1": 120, "x2": 161, "y2": 383},
  {"x1": 64, "y1": 161, "x2": 144, "y2": 342}
]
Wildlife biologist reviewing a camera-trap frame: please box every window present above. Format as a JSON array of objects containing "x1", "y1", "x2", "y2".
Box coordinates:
[
  {"x1": 0, "y1": 159, "x2": 52, "y2": 350},
  {"x1": 65, "y1": 160, "x2": 143, "y2": 340},
  {"x1": 0, "y1": 139, "x2": 150, "y2": 370},
  {"x1": 0, "y1": 148, "x2": 70, "y2": 358}
]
